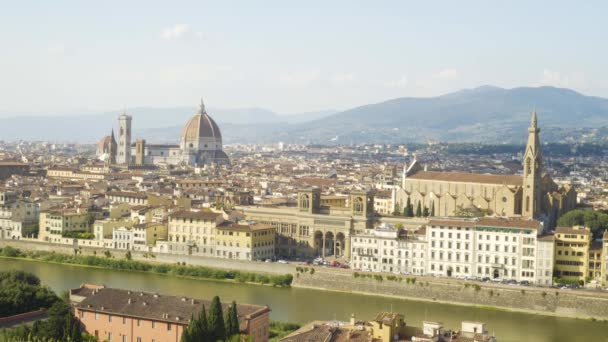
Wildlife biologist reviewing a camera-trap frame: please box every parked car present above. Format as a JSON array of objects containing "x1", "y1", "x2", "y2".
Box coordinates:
[
  {"x1": 480, "y1": 277, "x2": 491, "y2": 282},
  {"x1": 277, "y1": 259, "x2": 288, "y2": 264},
  {"x1": 519, "y1": 280, "x2": 530, "y2": 286}
]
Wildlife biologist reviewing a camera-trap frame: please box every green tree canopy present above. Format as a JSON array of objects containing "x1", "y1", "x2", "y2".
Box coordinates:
[
  {"x1": 208, "y1": 296, "x2": 226, "y2": 342},
  {"x1": 557, "y1": 209, "x2": 608, "y2": 239}
]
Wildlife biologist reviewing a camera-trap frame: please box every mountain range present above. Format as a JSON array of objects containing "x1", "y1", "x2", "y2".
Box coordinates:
[{"x1": 1, "y1": 86, "x2": 607, "y2": 144}]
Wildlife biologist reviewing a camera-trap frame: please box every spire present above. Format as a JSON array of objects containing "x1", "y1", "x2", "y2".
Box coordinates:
[
  {"x1": 531, "y1": 109, "x2": 537, "y2": 128},
  {"x1": 199, "y1": 97, "x2": 206, "y2": 114}
]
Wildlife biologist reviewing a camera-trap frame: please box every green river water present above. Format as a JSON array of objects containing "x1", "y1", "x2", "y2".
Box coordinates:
[{"x1": 1, "y1": 258, "x2": 606, "y2": 342}]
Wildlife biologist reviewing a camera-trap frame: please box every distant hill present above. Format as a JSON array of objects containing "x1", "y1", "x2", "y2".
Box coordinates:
[
  {"x1": 1, "y1": 86, "x2": 607, "y2": 144},
  {"x1": 282, "y1": 86, "x2": 608, "y2": 144}
]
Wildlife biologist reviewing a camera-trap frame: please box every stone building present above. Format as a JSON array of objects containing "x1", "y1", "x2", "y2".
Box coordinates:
[
  {"x1": 238, "y1": 188, "x2": 375, "y2": 259},
  {"x1": 395, "y1": 111, "x2": 576, "y2": 227},
  {"x1": 70, "y1": 284, "x2": 270, "y2": 342},
  {"x1": 425, "y1": 217, "x2": 549, "y2": 284},
  {"x1": 96, "y1": 99, "x2": 229, "y2": 167}
]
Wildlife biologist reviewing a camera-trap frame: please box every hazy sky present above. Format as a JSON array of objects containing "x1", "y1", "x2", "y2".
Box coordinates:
[{"x1": 1, "y1": 0, "x2": 606, "y2": 114}]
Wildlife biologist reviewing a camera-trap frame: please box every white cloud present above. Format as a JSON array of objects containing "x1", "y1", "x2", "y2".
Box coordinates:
[
  {"x1": 433, "y1": 68, "x2": 459, "y2": 80},
  {"x1": 539, "y1": 69, "x2": 569, "y2": 87},
  {"x1": 277, "y1": 70, "x2": 321, "y2": 87},
  {"x1": 329, "y1": 72, "x2": 356, "y2": 85},
  {"x1": 161, "y1": 24, "x2": 205, "y2": 41},
  {"x1": 384, "y1": 75, "x2": 408, "y2": 88}
]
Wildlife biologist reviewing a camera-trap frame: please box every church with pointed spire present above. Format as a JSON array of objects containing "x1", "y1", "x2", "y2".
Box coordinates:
[
  {"x1": 96, "y1": 98, "x2": 229, "y2": 167},
  {"x1": 394, "y1": 110, "x2": 576, "y2": 228}
]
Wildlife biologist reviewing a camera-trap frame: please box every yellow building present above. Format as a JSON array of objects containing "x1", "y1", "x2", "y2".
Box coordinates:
[
  {"x1": 554, "y1": 226, "x2": 592, "y2": 282},
  {"x1": 39, "y1": 209, "x2": 92, "y2": 243},
  {"x1": 214, "y1": 222, "x2": 275, "y2": 261},
  {"x1": 167, "y1": 210, "x2": 223, "y2": 255},
  {"x1": 589, "y1": 241, "x2": 602, "y2": 283}
]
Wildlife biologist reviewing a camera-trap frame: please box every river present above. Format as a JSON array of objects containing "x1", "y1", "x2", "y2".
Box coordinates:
[{"x1": 1, "y1": 258, "x2": 606, "y2": 342}]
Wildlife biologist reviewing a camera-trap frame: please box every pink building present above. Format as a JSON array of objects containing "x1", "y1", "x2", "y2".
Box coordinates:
[{"x1": 70, "y1": 284, "x2": 270, "y2": 342}]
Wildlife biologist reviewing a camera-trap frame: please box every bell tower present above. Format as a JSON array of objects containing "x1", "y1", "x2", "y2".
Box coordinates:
[
  {"x1": 117, "y1": 112, "x2": 132, "y2": 164},
  {"x1": 522, "y1": 110, "x2": 542, "y2": 218}
]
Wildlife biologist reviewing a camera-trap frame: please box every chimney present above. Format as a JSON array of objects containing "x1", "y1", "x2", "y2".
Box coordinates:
[
  {"x1": 191, "y1": 299, "x2": 195, "y2": 305},
  {"x1": 350, "y1": 313, "x2": 356, "y2": 325},
  {"x1": 128, "y1": 298, "x2": 132, "y2": 304}
]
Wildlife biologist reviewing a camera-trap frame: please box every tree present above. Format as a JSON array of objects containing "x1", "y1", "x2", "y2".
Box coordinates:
[
  {"x1": 393, "y1": 203, "x2": 401, "y2": 216},
  {"x1": 208, "y1": 296, "x2": 226, "y2": 342},
  {"x1": 415, "y1": 201, "x2": 422, "y2": 217},
  {"x1": 195, "y1": 304, "x2": 209, "y2": 341},
  {"x1": 405, "y1": 198, "x2": 413, "y2": 217},
  {"x1": 431, "y1": 201, "x2": 435, "y2": 217},
  {"x1": 225, "y1": 301, "x2": 240, "y2": 337},
  {"x1": 423, "y1": 206, "x2": 429, "y2": 217},
  {"x1": 557, "y1": 209, "x2": 608, "y2": 239},
  {"x1": 125, "y1": 251, "x2": 132, "y2": 260}
]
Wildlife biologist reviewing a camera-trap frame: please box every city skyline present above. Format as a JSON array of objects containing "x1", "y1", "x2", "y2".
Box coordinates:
[{"x1": 1, "y1": 1, "x2": 607, "y2": 114}]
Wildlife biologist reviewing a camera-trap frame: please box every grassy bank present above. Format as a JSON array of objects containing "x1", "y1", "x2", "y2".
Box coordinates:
[
  {"x1": 269, "y1": 321, "x2": 301, "y2": 341},
  {"x1": 0, "y1": 246, "x2": 293, "y2": 287}
]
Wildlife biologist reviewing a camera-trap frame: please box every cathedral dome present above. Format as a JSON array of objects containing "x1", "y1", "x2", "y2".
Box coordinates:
[
  {"x1": 96, "y1": 130, "x2": 117, "y2": 156},
  {"x1": 180, "y1": 99, "x2": 223, "y2": 153}
]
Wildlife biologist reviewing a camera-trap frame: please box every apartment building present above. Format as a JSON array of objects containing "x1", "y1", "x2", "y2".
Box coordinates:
[
  {"x1": 70, "y1": 284, "x2": 271, "y2": 342},
  {"x1": 426, "y1": 217, "x2": 545, "y2": 283},
  {"x1": 214, "y1": 221, "x2": 275, "y2": 261},
  {"x1": 38, "y1": 209, "x2": 91, "y2": 243},
  {"x1": 166, "y1": 210, "x2": 224, "y2": 255},
  {"x1": 554, "y1": 225, "x2": 592, "y2": 282}
]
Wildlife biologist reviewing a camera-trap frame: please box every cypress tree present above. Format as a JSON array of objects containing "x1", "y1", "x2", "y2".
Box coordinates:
[
  {"x1": 224, "y1": 301, "x2": 239, "y2": 337},
  {"x1": 208, "y1": 296, "x2": 226, "y2": 342},
  {"x1": 70, "y1": 320, "x2": 83, "y2": 342},
  {"x1": 423, "y1": 206, "x2": 429, "y2": 217},
  {"x1": 181, "y1": 322, "x2": 192, "y2": 342},
  {"x1": 225, "y1": 304, "x2": 234, "y2": 337},
  {"x1": 431, "y1": 201, "x2": 435, "y2": 216},
  {"x1": 196, "y1": 304, "x2": 209, "y2": 340},
  {"x1": 406, "y1": 198, "x2": 413, "y2": 217},
  {"x1": 416, "y1": 201, "x2": 422, "y2": 217},
  {"x1": 63, "y1": 311, "x2": 74, "y2": 341}
]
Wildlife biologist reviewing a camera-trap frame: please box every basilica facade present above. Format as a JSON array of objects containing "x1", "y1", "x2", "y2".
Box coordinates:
[
  {"x1": 394, "y1": 111, "x2": 577, "y2": 227},
  {"x1": 97, "y1": 99, "x2": 229, "y2": 167}
]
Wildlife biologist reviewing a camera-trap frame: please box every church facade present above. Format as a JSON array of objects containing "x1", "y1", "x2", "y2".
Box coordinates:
[
  {"x1": 395, "y1": 111, "x2": 577, "y2": 228},
  {"x1": 97, "y1": 99, "x2": 229, "y2": 167}
]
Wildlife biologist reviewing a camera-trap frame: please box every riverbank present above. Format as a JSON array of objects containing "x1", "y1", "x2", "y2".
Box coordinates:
[
  {"x1": 0, "y1": 245, "x2": 292, "y2": 287},
  {"x1": 293, "y1": 268, "x2": 608, "y2": 320},
  {"x1": 5, "y1": 239, "x2": 608, "y2": 320}
]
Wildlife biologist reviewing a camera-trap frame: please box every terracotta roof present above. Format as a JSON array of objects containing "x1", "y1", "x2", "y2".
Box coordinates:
[
  {"x1": 169, "y1": 210, "x2": 221, "y2": 221},
  {"x1": 71, "y1": 286, "x2": 268, "y2": 328},
  {"x1": 429, "y1": 217, "x2": 541, "y2": 230},
  {"x1": 476, "y1": 217, "x2": 541, "y2": 230},
  {"x1": 107, "y1": 191, "x2": 147, "y2": 199},
  {"x1": 216, "y1": 221, "x2": 273, "y2": 232},
  {"x1": 555, "y1": 226, "x2": 591, "y2": 235},
  {"x1": 428, "y1": 218, "x2": 477, "y2": 228},
  {"x1": 408, "y1": 171, "x2": 522, "y2": 186}
]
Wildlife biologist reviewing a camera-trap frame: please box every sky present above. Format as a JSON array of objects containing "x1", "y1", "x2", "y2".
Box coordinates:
[{"x1": 0, "y1": 0, "x2": 607, "y2": 115}]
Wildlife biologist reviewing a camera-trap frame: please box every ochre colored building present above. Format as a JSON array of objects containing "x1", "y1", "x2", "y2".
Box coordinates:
[
  {"x1": 70, "y1": 284, "x2": 270, "y2": 342},
  {"x1": 554, "y1": 225, "x2": 592, "y2": 282}
]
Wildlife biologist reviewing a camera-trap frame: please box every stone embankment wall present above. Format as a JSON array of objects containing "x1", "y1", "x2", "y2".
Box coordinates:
[
  {"x1": 0, "y1": 239, "x2": 295, "y2": 275},
  {"x1": 293, "y1": 268, "x2": 608, "y2": 319},
  {"x1": 5, "y1": 239, "x2": 608, "y2": 319}
]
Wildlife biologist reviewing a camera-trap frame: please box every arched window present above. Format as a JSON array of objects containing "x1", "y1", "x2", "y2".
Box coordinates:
[
  {"x1": 525, "y1": 157, "x2": 532, "y2": 176},
  {"x1": 525, "y1": 196, "x2": 530, "y2": 212},
  {"x1": 353, "y1": 197, "x2": 364, "y2": 214}
]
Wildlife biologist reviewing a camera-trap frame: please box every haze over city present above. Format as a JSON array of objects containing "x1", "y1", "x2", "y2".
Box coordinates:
[
  {"x1": 2, "y1": 2, "x2": 608, "y2": 342},
  {"x1": 1, "y1": 1, "x2": 608, "y2": 115}
]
